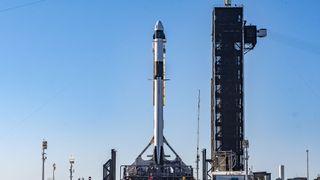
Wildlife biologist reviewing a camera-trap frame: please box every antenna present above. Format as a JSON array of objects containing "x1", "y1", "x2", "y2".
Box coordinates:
[{"x1": 196, "y1": 90, "x2": 200, "y2": 180}]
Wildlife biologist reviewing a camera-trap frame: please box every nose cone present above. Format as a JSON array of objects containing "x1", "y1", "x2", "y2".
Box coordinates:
[
  {"x1": 153, "y1": 20, "x2": 166, "y2": 39},
  {"x1": 154, "y1": 20, "x2": 164, "y2": 31}
]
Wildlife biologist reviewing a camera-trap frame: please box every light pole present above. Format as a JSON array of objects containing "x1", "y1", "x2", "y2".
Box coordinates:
[
  {"x1": 53, "y1": 163, "x2": 56, "y2": 180},
  {"x1": 306, "y1": 150, "x2": 309, "y2": 180},
  {"x1": 69, "y1": 155, "x2": 75, "y2": 180},
  {"x1": 42, "y1": 140, "x2": 48, "y2": 180},
  {"x1": 243, "y1": 139, "x2": 249, "y2": 180}
]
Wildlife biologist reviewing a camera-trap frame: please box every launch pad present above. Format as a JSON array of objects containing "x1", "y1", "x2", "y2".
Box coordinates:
[
  {"x1": 121, "y1": 137, "x2": 193, "y2": 180},
  {"x1": 103, "y1": 2, "x2": 267, "y2": 180}
]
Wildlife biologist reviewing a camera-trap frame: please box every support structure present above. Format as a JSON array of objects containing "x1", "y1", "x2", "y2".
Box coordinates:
[
  {"x1": 202, "y1": 149, "x2": 212, "y2": 180},
  {"x1": 211, "y1": 6, "x2": 246, "y2": 172},
  {"x1": 211, "y1": 2, "x2": 266, "y2": 174},
  {"x1": 103, "y1": 149, "x2": 116, "y2": 180}
]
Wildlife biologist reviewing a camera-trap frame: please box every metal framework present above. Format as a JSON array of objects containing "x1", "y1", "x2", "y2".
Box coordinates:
[
  {"x1": 121, "y1": 137, "x2": 193, "y2": 180},
  {"x1": 202, "y1": 149, "x2": 212, "y2": 180},
  {"x1": 103, "y1": 149, "x2": 116, "y2": 180},
  {"x1": 121, "y1": 164, "x2": 193, "y2": 180},
  {"x1": 211, "y1": 7, "x2": 245, "y2": 171},
  {"x1": 211, "y1": 6, "x2": 259, "y2": 172}
]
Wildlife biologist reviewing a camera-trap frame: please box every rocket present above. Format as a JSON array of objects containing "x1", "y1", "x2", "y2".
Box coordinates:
[
  {"x1": 152, "y1": 20, "x2": 166, "y2": 165},
  {"x1": 122, "y1": 21, "x2": 194, "y2": 180}
]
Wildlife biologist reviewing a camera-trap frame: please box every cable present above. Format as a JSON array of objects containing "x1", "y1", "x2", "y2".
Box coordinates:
[
  {"x1": 0, "y1": 87, "x2": 66, "y2": 142},
  {"x1": 0, "y1": 0, "x2": 46, "y2": 13},
  {"x1": 269, "y1": 30, "x2": 320, "y2": 57},
  {"x1": 268, "y1": 29, "x2": 320, "y2": 104}
]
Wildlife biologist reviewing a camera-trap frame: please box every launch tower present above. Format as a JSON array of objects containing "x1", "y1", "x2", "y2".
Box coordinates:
[{"x1": 211, "y1": 0, "x2": 266, "y2": 174}]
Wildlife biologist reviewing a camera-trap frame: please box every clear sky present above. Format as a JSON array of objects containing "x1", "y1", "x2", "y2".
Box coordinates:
[{"x1": 0, "y1": 0, "x2": 319, "y2": 179}]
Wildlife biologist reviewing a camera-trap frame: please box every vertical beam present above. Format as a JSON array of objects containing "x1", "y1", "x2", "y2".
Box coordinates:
[
  {"x1": 306, "y1": 150, "x2": 309, "y2": 180},
  {"x1": 111, "y1": 149, "x2": 116, "y2": 180},
  {"x1": 103, "y1": 149, "x2": 116, "y2": 180},
  {"x1": 202, "y1": 149, "x2": 208, "y2": 180}
]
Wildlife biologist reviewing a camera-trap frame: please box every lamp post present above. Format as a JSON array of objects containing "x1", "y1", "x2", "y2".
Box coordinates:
[
  {"x1": 306, "y1": 150, "x2": 309, "y2": 180},
  {"x1": 69, "y1": 155, "x2": 75, "y2": 180},
  {"x1": 243, "y1": 139, "x2": 249, "y2": 180},
  {"x1": 53, "y1": 163, "x2": 56, "y2": 180},
  {"x1": 42, "y1": 140, "x2": 48, "y2": 180}
]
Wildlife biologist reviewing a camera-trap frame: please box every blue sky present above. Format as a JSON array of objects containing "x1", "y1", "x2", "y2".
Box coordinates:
[{"x1": 0, "y1": 0, "x2": 319, "y2": 179}]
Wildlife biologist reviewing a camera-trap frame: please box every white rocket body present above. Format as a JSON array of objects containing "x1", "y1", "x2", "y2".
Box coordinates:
[{"x1": 153, "y1": 21, "x2": 166, "y2": 165}]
